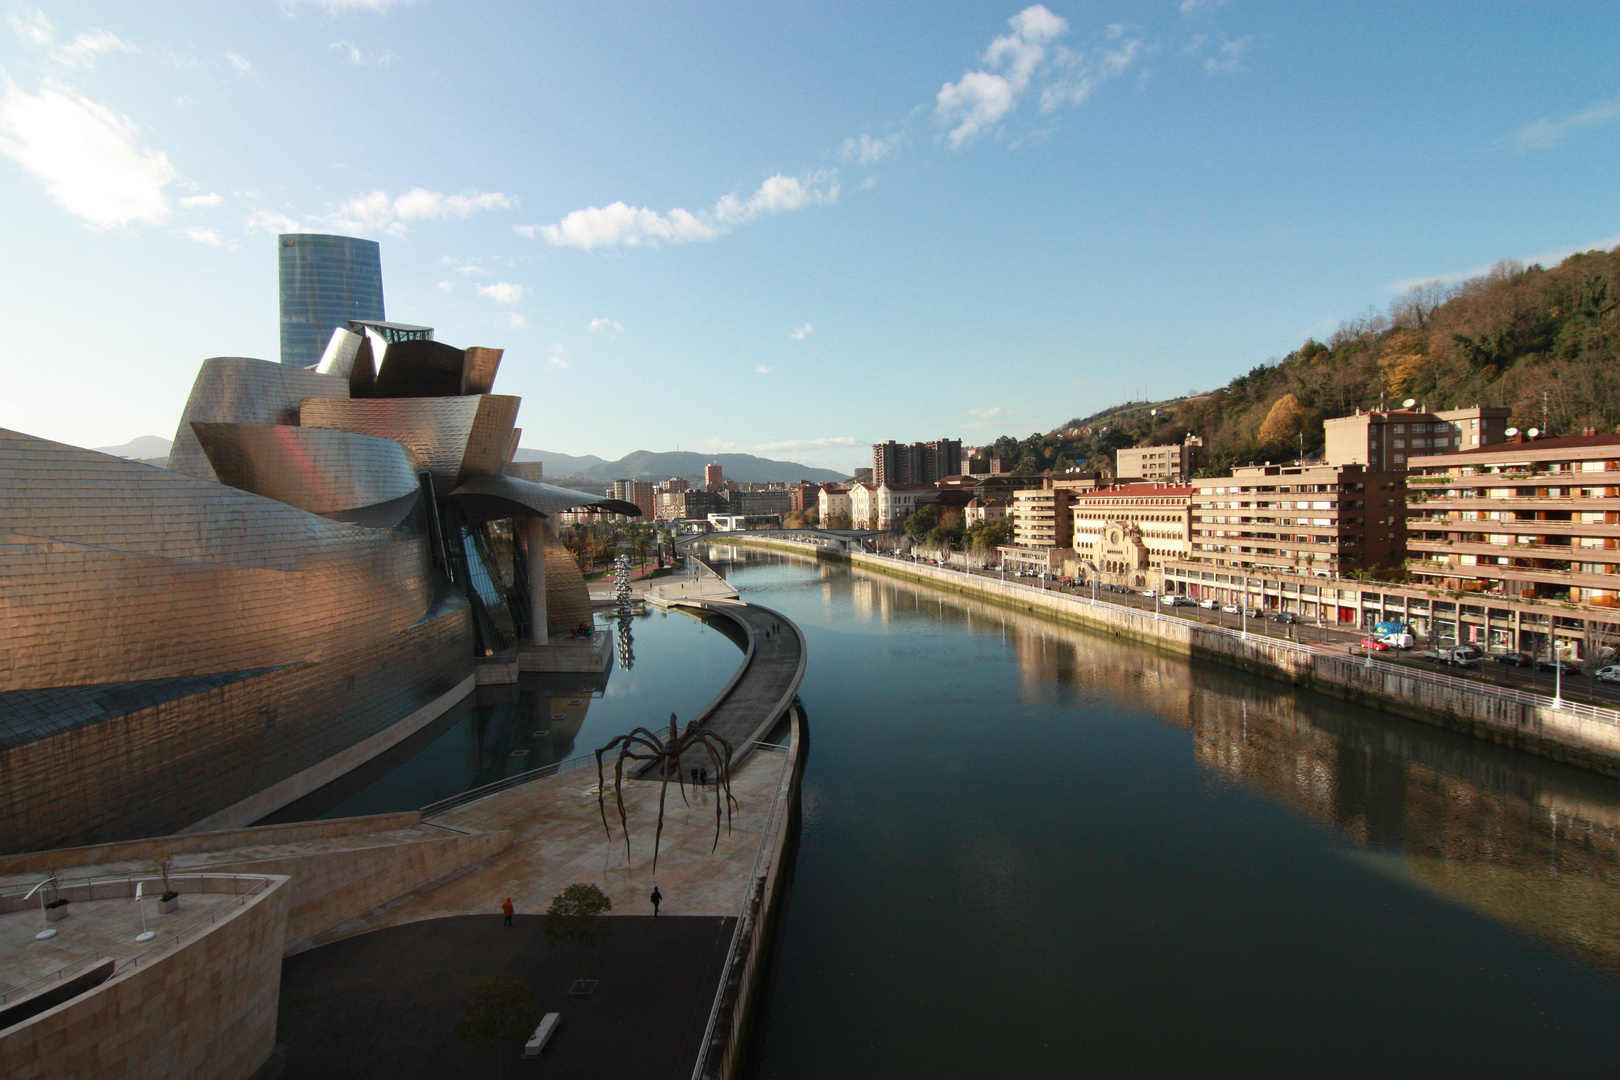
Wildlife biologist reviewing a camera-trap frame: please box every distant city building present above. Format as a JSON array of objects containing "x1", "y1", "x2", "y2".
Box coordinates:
[
  {"x1": 658, "y1": 489, "x2": 725, "y2": 521},
  {"x1": 278, "y1": 233, "x2": 385, "y2": 368},
  {"x1": 660, "y1": 476, "x2": 690, "y2": 493},
  {"x1": 959, "y1": 455, "x2": 1013, "y2": 476},
  {"x1": 818, "y1": 484, "x2": 851, "y2": 524},
  {"x1": 875, "y1": 483, "x2": 937, "y2": 530},
  {"x1": 705, "y1": 462, "x2": 725, "y2": 490},
  {"x1": 1115, "y1": 437, "x2": 1204, "y2": 484},
  {"x1": 963, "y1": 497, "x2": 1007, "y2": 527},
  {"x1": 851, "y1": 468, "x2": 873, "y2": 482},
  {"x1": 728, "y1": 489, "x2": 793, "y2": 516},
  {"x1": 1071, "y1": 483, "x2": 1194, "y2": 591},
  {"x1": 612, "y1": 478, "x2": 656, "y2": 521},
  {"x1": 1323, "y1": 406, "x2": 1510, "y2": 470},
  {"x1": 872, "y1": 437, "x2": 961, "y2": 485},
  {"x1": 848, "y1": 482, "x2": 877, "y2": 530}
]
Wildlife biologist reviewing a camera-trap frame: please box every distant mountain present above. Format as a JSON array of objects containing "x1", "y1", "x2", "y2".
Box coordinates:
[
  {"x1": 92, "y1": 435, "x2": 172, "y2": 462},
  {"x1": 516, "y1": 448, "x2": 845, "y2": 485}
]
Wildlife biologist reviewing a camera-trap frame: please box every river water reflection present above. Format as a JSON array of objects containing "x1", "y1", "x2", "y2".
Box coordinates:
[{"x1": 703, "y1": 545, "x2": 1620, "y2": 1079}]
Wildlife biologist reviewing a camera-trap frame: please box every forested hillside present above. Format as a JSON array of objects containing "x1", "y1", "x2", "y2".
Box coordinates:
[{"x1": 975, "y1": 246, "x2": 1619, "y2": 479}]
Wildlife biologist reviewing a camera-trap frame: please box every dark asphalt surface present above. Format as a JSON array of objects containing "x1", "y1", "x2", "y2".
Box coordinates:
[{"x1": 275, "y1": 914, "x2": 735, "y2": 1080}]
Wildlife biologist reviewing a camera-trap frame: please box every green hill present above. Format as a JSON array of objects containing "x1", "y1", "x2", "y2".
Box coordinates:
[{"x1": 976, "y1": 246, "x2": 1619, "y2": 478}]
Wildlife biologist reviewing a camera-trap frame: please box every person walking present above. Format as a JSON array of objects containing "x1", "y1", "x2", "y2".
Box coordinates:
[
  {"x1": 650, "y1": 885, "x2": 662, "y2": 916},
  {"x1": 501, "y1": 897, "x2": 515, "y2": 927}
]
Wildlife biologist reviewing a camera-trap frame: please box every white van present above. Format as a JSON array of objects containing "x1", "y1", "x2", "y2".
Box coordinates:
[{"x1": 1375, "y1": 631, "x2": 1414, "y2": 649}]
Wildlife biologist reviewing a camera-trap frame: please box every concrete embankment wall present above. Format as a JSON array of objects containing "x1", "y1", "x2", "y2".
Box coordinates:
[{"x1": 730, "y1": 536, "x2": 1620, "y2": 778}]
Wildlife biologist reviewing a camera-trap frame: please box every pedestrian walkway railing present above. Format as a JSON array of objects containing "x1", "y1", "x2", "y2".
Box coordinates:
[
  {"x1": 419, "y1": 751, "x2": 600, "y2": 818},
  {"x1": 0, "y1": 953, "x2": 101, "y2": 1006}
]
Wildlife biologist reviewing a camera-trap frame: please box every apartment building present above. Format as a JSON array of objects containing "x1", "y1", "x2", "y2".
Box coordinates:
[
  {"x1": 656, "y1": 489, "x2": 725, "y2": 521},
  {"x1": 1071, "y1": 483, "x2": 1193, "y2": 590},
  {"x1": 1323, "y1": 406, "x2": 1510, "y2": 471},
  {"x1": 611, "y1": 478, "x2": 656, "y2": 521},
  {"x1": 1001, "y1": 478, "x2": 1101, "y2": 573},
  {"x1": 1405, "y1": 432, "x2": 1620, "y2": 607},
  {"x1": 1180, "y1": 462, "x2": 1406, "y2": 577},
  {"x1": 1115, "y1": 437, "x2": 1204, "y2": 483},
  {"x1": 963, "y1": 497, "x2": 1007, "y2": 527},
  {"x1": 876, "y1": 483, "x2": 937, "y2": 531},
  {"x1": 818, "y1": 484, "x2": 851, "y2": 524},
  {"x1": 872, "y1": 438, "x2": 961, "y2": 485},
  {"x1": 849, "y1": 483, "x2": 877, "y2": 530}
]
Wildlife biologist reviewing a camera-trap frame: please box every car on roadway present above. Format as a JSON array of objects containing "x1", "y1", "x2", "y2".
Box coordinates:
[
  {"x1": 1221, "y1": 603, "x2": 1242, "y2": 614},
  {"x1": 1538, "y1": 659, "x2": 1581, "y2": 675},
  {"x1": 1490, "y1": 651, "x2": 1533, "y2": 667},
  {"x1": 1161, "y1": 595, "x2": 1194, "y2": 606},
  {"x1": 1245, "y1": 608, "x2": 1264, "y2": 619},
  {"x1": 1596, "y1": 665, "x2": 1620, "y2": 684},
  {"x1": 1140, "y1": 590, "x2": 1158, "y2": 598},
  {"x1": 1199, "y1": 598, "x2": 1220, "y2": 609},
  {"x1": 1359, "y1": 637, "x2": 1390, "y2": 651},
  {"x1": 1269, "y1": 612, "x2": 1298, "y2": 624}
]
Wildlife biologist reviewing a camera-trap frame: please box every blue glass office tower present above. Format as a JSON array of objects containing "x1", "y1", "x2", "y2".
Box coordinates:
[{"x1": 278, "y1": 234, "x2": 385, "y2": 367}]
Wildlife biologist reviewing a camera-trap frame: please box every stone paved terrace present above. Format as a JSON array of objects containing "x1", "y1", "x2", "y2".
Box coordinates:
[{"x1": 305, "y1": 740, "x2": 794, "y2": 948}]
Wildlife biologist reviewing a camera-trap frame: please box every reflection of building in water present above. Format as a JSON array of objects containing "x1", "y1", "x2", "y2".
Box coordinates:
[{"x1": 843, "y1": 559, "x2": 1620, "y2": 971}]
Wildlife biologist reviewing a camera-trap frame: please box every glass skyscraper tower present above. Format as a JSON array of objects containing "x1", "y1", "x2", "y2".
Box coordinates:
[{"x1": 278, "y1": 233, "x2": 385, "y2": 367}]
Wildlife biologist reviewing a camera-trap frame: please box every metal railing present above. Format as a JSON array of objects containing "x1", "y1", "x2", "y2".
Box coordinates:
[
  {"x1": 419, "y1": 751, "x2": 600, "y2": 818},
  {"x1": 0, "y1": 954, "x2": 102, "y2": 1007}
]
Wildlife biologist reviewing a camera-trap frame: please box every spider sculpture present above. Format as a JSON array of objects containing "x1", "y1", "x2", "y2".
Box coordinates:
[{"x1": 596, "y1": 713, "x2": 737, "y2": 874}]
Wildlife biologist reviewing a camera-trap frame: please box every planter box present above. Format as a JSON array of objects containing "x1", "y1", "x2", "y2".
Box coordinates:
[
  {"x1": 45, "y1": 902, "x2": 69, "y2": 922},
  {"x1": 158, "y1": 895, "x2": 179, "y2": 914}
]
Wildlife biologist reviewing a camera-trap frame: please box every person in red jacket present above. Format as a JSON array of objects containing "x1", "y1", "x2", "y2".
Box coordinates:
[{"x1": 501, "y1": 897, "x2": 515, "y2": 927}]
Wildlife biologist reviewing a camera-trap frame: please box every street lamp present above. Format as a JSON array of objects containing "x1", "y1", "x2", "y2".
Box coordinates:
[{"x1": 1553, "y1": 640, "x2": 1568, "y2": 709}]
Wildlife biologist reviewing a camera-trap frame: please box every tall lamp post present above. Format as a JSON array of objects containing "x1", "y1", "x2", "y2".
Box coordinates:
[{"x1": 1553, "y1": 640, "x2": 1567, "y2": 710}]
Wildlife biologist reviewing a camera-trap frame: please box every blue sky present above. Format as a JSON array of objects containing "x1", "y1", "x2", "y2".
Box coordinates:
[{"x1": 1, "y1": 1, "x2": 1615, "y2": 473}]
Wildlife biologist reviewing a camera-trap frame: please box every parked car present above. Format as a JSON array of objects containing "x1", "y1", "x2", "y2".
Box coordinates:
[
  {"x1": 1198, "y1": 597, "x2": 1220, "y2": 609},
  {"x1": 1220, "y1": 603, "x2": 1241, "y2": 614},
  {"x1": 1163, "y1": 595, "x2": 1194, "y2": 606},
  {"x1": 1490, "y1": 651, "x2": 1533, "y2": 667},
  {"x1": 1375, "y1": 631, "x2": 1414, "y2": 649},
  {"x1": 1245, "y1": 608, "x2": 1264, "y2": 619},
  {"x1": 1359, "y1": 637, "x2": 1390, "y2": 651},
  {"x1": 1595, "y1": 665, "x2": 1620, "y2": 684},
  {"x1": 1268, "y1": 612, "x2": 1298, "y2": 624},
  {"x1": 1538, "y1": 659, "x2": 1581, "y2": 675},
  {"x1": 1141, "y1": 590, "x2": 1158, "y2": 598}
]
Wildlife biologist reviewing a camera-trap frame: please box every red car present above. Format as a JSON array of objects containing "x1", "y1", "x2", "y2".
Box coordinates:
[{"x1": 1359, "y1": 637, "x2": 1390, "y2": 651}]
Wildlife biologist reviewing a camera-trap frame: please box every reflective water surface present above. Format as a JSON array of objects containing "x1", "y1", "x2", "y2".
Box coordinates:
[{"x1": 703, "y1": 546, "x2": 1620, "y2": 1079}]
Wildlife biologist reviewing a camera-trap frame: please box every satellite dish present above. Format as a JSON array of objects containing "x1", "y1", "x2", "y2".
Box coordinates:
[
  {"x1": 1402, "y1": 398, "x2": 1416, "y2": 409},
  {"x1": 1527, "y1": 427, "x2": 1540, "y2": 438},
  {"x1": 1505, "y1": 427, "x2": 1518, "y2": 437}
]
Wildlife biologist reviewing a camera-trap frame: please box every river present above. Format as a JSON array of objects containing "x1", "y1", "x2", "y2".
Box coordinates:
[{"x1": 701, "y1": 544, "x2": 1620, "y2": 1079}]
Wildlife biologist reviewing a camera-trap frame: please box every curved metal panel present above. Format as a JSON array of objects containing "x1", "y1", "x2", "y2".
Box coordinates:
[
  {"x1": 314, "y1": 328, "x2": 363, "y2": 379},
  {"x1": 350, "y1": 335, "x2": 377, "y2": 398},
  {"x1": 299, "y1": 395, "x2": 519, "y2": 490},
  {"x1": 167, "y1": 358, "x2": 350, "y2": 483},
  {"x1": 191, "y1": 422, "x2": 419, "y2": 516},
  {"x1": 373, "y1": 340, "x2": 467, "y2": 398},
  {"x1": 447, "y1": 472, "x2": 643, "y2": 523},
  {"x1": 542, "y1": 525, "x2": 593, "y2": 634},
  {"x1": 461, "y1": 347, "x2": 503, "y2": 395}
]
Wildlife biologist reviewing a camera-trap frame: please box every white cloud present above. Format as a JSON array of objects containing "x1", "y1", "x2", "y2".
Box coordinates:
[
  {"x1": 841, "y1": 132, "x2": 901, "y2": 165},
  {"x1": 454, "y1": 264, "x2": 487, "y2": 276},
  {"x1": 55, "y1": 28, "x2": 137, "y2": 68},
  {"x1": 8, "y1": 10, "x2": 52, "y2": 47},
  {"x1": 325, "y1": 186, "x2": 512, "y2": 236},
  {"x1": 224, "y1": 51, "x2": 252, "y2": 75},
  {"x1": 437, "y1": 280, "x2": 454, "y2": 292},
  {"x1": 1385, "y1": 232, "x2": 1620, "y2": 293},
  {"x1": 531, "y1": 171, "x2": 837, "y2": 251},
  {"x1": 180, "y1": 225, "x2": 222, "y2": 245},
  {"x1": 1202, "y1": 34, "x2": 1252, "y2": 74},
  {"x1": 936, "y1": 6, "x2": 1141, "y2": 147},
  {"x1": 548, "y1": 348, "x2": 568, "y2": 368},
  {"x1": 1178, "y1": 0, "x2": 1224, "y2": 17},
  {"x1": 477, "y1": 281, "x2": 524, "y2": 304},
  {"x1": 968, "y1": 406, "x2": 1011, "y2": 419},
  {"x1": 790, "y1": 322, "x2": 813, "y2": 341},
  {"x1": 507, "y1": 312, "x2": 527, "y2": 329},
  {"x1": 752, "y1": 436, "x2": 861, "y2": 454},
  {"x1": 180, "y1": 192, "x2": 223, "y2": 209},
  {"x1": 328, "y1": 40, "x2": 397, "y2": 66},
  {"x1": 1510, "y1": 98, "x2": 1620, "y2": 152},
  {"x1": 756, "y1": 365, "x2": 772, "y2": 374},
  {"x1": 244, "y1": 208, "x2": 304, "y2": 234},
  {"x1": 588, "y1": 318, "x2": 623, "y2": 336},
  {"x1": 291, "y1": 0, "x2": 412, "y2": 14},
  {"x1": 0, "y1": 85, "x2": 176, "y2": 227}
]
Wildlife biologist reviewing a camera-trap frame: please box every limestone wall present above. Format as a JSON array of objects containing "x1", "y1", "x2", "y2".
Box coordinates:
[{"x1": 0, "y1": 874, "x2": 290, "y2": 1080}]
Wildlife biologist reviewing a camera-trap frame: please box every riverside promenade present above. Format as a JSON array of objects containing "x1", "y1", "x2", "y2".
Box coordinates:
[{"x1": 723, "y1": 532, "x2": 1620, "y2": 778}]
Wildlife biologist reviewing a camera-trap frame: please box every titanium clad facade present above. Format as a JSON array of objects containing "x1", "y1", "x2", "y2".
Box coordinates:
[{"x1": 279, "y1": 234, "x2": 385, "y2": 368}]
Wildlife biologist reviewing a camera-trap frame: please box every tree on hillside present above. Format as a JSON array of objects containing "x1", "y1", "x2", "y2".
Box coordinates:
[{"x1": 1257, "y1": 393, "x2": 1307, "y2": 453}]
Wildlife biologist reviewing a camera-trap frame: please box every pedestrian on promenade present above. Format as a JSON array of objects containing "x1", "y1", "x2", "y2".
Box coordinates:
[
  {"x1": 699, "y1": 767, "x2": 708, "y2": 788},
  {"x1": 501, "y1": 897, "x2": 515, "y2": 927},
  {"x1": 650, "y1": 886, "x2": 662, "y2": 916}
]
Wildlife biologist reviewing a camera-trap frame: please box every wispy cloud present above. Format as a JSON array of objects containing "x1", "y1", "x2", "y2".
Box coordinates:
[
  {"x1": 841, "y1": 132, "x2": 901, "y2": 165},
  {"x1": 1178, "y1": 0, "x2": 1225, "y2": 17},
  {"x1": 179, "y1": 225, "x2": 222, "y2": 245},
  {"x1": 1201, "y1": 34, "x2": 1251, "y2": 74},
  {"x1": 588, "y1": 317, "x2": 623, "y2": 336},
  {"x1": 224, "y1": 51, "x2": 252, "y2": 74},
  {"x1": 1509, "y1": 98, "x2": 1620, "y2": 152},
  {"x1": 790, "y1": 322, "x2": 813, "y2": 341},
  {"x1": 477, "y1": 281, "x2": 524, "y2": 304},
  {"x1": 437, "y1": 280, "x2": 454, "y2": 292},
  {"x1": 179, "y1": 192, "x2": 223, "y2": 209},
  {"x1": 328, "y1": 40, "x2": 398, "y2": 66},
  {"x1": 752, "y1": 436, "x2": 862, "y2": 454},
  {"x1": 507, "y1": 312, "x2": 527, "y2": 329},
  {"x1": 244, "y1": 208, "x2": 304, "y2": 234},
  {"x1": 10, "y1": 11, "x2": 138, "y2": 69},
  {"x1": 935, "y1": 6, "x2": 1142, "y2": 148},
  {"x1": 1384, "y1": 232, "x2": 1620, "y2": 292},
  {"x1": 0, "y1": 85, "x2": 177, "y2": 227},
  {"x1": 288, "y1": 0, "x2": 412, "y2": 14},
  {"x1": 525, "y1": 170, "x2": 838, "y2": 250},
  {"x1": 548, "y1": 345, "x2": 568, "y2": 368},
  {"x1": 755, "y1": 365, "x2": 772, "y2": 375},
  {"x1": 325, "y1": 187, "x2": 512, "y2": 236},
  {"x1": 968, "y1": 406, "x2": 1011, "y2": 419}
]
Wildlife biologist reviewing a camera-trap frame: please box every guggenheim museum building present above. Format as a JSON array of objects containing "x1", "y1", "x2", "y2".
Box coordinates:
[{"x1": 0, "y1": 259, "x2": 637, "y2": 855}]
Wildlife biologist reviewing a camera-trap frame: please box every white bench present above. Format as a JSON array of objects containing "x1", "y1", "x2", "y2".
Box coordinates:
[{"x1": 524, "y1": 1012, "x2": 561, "y2": 1058}]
